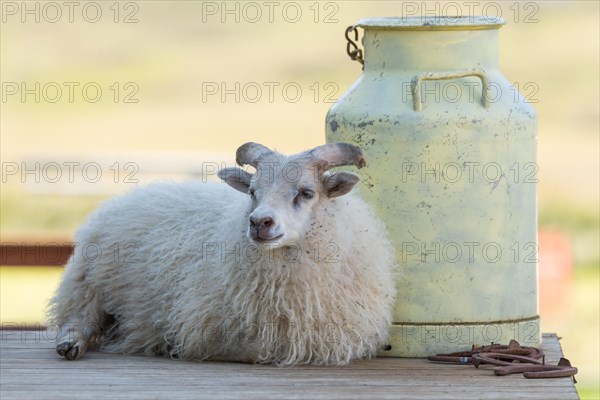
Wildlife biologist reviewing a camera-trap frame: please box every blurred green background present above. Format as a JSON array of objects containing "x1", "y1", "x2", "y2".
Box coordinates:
[{"x1": 1, "y1": 1, "x2": 598, "y2": 398}]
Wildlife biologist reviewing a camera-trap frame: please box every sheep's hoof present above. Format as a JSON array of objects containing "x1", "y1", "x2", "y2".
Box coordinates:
[{"x1": 56, "y1": 341, "x2": 82, "y2": 360}]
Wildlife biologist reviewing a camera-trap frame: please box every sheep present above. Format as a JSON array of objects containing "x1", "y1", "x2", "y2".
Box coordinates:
[{"x1": 48, "y1": 142, "x2": 396, "y2": 366}]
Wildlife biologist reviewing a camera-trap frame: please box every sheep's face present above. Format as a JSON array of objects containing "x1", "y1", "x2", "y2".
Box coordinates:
[{"x1": 219, "y1": 142, "x2": 366, "y2": 248}]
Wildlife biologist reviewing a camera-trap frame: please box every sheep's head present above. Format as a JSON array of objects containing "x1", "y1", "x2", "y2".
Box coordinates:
[{"x1": 218, "y1": 142, "x2": 366, "y2": 247}]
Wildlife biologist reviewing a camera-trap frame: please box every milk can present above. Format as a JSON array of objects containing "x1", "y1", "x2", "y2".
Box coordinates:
[{"x1": 326, "y1": 17, "x2": 540, "y2": 357}]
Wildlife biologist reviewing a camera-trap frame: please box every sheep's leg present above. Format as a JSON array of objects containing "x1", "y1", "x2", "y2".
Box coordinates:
[
  {"x1": 56, "y1": 321, "x2": 97, "y2": 360},
  {"x1": 55, "y1": 288, "x2": 106, "y2": 361}
]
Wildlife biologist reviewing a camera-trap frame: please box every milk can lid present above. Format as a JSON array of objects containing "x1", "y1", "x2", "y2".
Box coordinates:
[{"x1": 356, "y1": 16, "x2": 506, "y2": 30}]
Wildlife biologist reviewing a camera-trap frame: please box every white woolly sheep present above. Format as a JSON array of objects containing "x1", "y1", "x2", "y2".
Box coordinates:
[{"x1": 49, "y1": 142, "x2": 396, "y2": 366}]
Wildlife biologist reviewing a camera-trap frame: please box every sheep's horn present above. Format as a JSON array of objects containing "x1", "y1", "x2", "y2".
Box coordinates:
[
  {"x1": 309, "y1": 143, "x2": 367, "y2": 172},
  {"x1": 236, "y1": 142, "x2": 274, "y2": 167}
]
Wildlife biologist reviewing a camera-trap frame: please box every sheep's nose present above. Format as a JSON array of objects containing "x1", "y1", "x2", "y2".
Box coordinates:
[{"x1": 250, "y1": 216, "x2": 274, "y2": 230}]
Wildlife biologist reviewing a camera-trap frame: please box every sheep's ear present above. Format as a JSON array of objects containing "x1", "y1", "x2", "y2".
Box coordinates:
[
  {"x1": 322, "y1": 171, "x2": 360, "y2": 198},
  {"x1": 218, "y1": 168, "x2": 253, "y2": 194}
]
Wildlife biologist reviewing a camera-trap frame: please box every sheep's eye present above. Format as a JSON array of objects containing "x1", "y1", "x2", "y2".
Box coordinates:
[
  {"x1": 300, "y1": 189, "x2": 314, "y2": 200},
  {"x1": 293, "y1": 188, "x2": 314, "y2": 206},
  {"x1": 248, "y1": 189, "x2": 256, "y2": 199}
]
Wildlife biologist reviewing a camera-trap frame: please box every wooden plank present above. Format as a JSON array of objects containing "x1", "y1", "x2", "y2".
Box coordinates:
[
  {"x1": 0, "y1": 242, "x2": 73, "y2": 266},
  {"x1": 0, "y1": 332, "x2": 578, "y2": 400}
]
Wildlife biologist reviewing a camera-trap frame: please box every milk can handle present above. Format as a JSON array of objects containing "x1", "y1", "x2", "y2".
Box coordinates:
[{"x1": 410, "y1": 69, "x2": 491, "y2": 111}]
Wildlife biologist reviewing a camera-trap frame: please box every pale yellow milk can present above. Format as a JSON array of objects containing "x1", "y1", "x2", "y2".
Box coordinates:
[{"x1": 326, "y1": 17, "x2": 540, "y2": 356}]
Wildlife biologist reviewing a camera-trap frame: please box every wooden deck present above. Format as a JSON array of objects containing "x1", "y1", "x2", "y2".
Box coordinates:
[{"x1": 0, "y1": 332, "x2": 578, "y2": 400}]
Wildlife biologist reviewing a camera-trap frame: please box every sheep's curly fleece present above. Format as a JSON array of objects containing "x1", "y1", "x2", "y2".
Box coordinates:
[{"x1": 49, "y1": 180, "x2": 396, "y2": 366}]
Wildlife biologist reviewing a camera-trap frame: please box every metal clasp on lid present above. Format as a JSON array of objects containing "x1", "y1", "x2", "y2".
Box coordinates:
[{"x1": 345, "y1": 25, "x2": 364, "y2": 67}]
